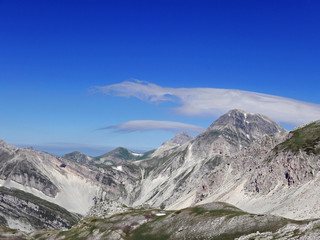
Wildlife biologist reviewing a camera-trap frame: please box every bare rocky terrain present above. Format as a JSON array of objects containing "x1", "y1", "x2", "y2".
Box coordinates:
[{"x1": 1, "y1": 109, "x2": 320, "y2": 239}]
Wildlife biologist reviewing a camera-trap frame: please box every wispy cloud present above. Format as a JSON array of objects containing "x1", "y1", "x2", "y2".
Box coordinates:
[
  {"x1": 101, "y1": 120, "x2": 205, "y2": 133},
  {"x1": 96, "y1": 80, "x2": 320, "y2": 125}
]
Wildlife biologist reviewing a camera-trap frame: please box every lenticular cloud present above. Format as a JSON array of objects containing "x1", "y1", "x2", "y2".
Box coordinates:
[
  {"x1": 100, "y1": 120, "x2": 205, "y2": 133},
  {"x1": 96, "y1": 80, "x2": 320, "y2": 126}
]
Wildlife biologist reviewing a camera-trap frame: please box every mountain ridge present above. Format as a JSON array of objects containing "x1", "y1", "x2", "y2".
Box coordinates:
[{"x1": 1, "y1": 109, "x2": 320, "y2": 235}]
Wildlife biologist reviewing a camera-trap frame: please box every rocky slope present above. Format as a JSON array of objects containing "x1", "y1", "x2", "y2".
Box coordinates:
[
  {"x1": 151, "y1": 132, "x2": 193, "y2": 158},
  {"x1": 0, "y1": 187, "x2": 80, "y2": 232},
  {"x1": 0, "y1": 140, "x2": 140, "y2": 218},
  {"x1": 0, "y1": 141, "x2": 100, "y2": 215}
]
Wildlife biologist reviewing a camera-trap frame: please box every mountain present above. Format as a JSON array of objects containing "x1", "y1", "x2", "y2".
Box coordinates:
[
  {"x1": 241, "y1": 120, "x2": 320, "y2": 219},
  {"x1": 63, "y1": 147, "x2": 153, "y2": 166},
  {"x1": 130, "y1": 109, "x2": 288, "y2": 211},
  {"x1": 129, "y1": 114, "x2": 320, "y2": 220},
  {"x1": 0, "y1": 140, "x2": 139, "y2": 217},
  {"x1": 62, "y1": 151, "x2": 93, "y2": 164},
  {"x1": 151, "y1": 132, "x2": 193, "y2": 157},
  {"x1": 94, "y1": 147, "x2": 141, "y2": 165},
  {"x1": 2, "y1": 109, "x2": 320, "y2": 235},
  {"x1": 191, "y1": 109, "x2": 286, "y2": 158},
  {"x1": 169, "y1": 132, "x2": 194, "y2": 145}
]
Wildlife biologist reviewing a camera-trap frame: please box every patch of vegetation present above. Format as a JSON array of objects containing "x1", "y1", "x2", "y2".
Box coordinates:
[
  {"x1": 129, "y1": 216, "x2": 170, "y2": 240},
  {"x1": 56, "y1": 226, "x2": 89, "y2": 240},
  {"x1": 0, "y1": 215, "x2": 7, "y2": 225},
  {"x1": 94, "y1": 147, "x2": 136, "y2": 163},
  {"x1": 0, "y1": 223, "x2": 18, "y2": 234},
  {"x1": 210, "y1": 232, "x2": 253, "y2": 240},
  {"x1": 89, "y1": 225, "x2": 98, "y2": 233},
  {"x1": 135, "y1": 149, "x2": 156, "y2": 160},
  {"x1": 123, "y1": 163, "x2": 141, "y2": 175},
  {"x1": 190, "y1": 206, "x2": 246, "y2": 219},
  {"x1": 274, "y1": 122, "x2": 320, "y2": 155},
  {"x1": 90, "y1": 218, "x2": 99, "y2": 223}
]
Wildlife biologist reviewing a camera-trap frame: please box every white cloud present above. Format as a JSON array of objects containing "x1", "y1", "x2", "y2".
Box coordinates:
[
  {"x1": 101, "y1": 120, "x2": 205, "y2": 133},
  {"x1": 96, "y1": 80, "x2": 320, "y2": 125}
]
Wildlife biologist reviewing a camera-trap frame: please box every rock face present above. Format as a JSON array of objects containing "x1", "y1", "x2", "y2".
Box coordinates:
[
  {"x1": 151, "y1": 132, "x2": 193, "y2": 158},
  {"x1": 86, "y1": 199, "x2": 131, "y2": 219},
  {"x1": 0, "y1": 140, "x2": 141, "y2": 219},
  {"x1": 0, "y1": 187, "x2": 80, "y2": 232},
  {"x1": 0, "y1": 141, "x2": 58, "y2": 197},
  {"x1": 191, "y1": 109, "x2": 286, "y2": 158}
]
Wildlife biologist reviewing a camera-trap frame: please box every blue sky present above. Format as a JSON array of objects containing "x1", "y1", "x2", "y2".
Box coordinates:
[{"x1": 1, "y1": 1, "x2": 320, "y2": 156}]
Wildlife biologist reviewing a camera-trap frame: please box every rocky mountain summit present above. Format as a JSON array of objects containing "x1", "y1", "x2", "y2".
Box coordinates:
[
  {"x1": 192, "y1": 109, "x2": 286, "y2": 157},
  {"x1": 1, "y1": 109, "x2": 320, "y2": 238},
  {"x1": 168, "y1": 132, "x2": 193, "y2": 145},
  {"x1": 151, "y1": 132, "x2": 193, "y2": 158}
]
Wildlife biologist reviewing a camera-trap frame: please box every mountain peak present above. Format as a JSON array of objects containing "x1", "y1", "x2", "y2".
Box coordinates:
[
  {"x1": 112, "y1": 147, "x2": 131, "y2": 152},
  {"x1": 192, "y1": 109, "x2": 287, "y2": 156},
  {"x1": 209, "y1": 109, "x2": 286, "y2": 135},
  {"x1": 62, "y1": 151, "x2": 92, "y2": 164},
  {"x1": 227, "y1": 109, "x2": 249, "y2": 115},
  {"x1": 151, "y1": 132, "x2": 193, "y2": 158},
  {"x1": 169, "y1": 132, "x2": 193, "y2": 145},
  {"x1": 211, "y1": 109, "x2": 254, "y2": 126}
]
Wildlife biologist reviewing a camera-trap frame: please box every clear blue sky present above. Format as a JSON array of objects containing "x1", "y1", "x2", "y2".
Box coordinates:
[{"x1": 1, "y1": 0, "x2": 320, "y2": 156}]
